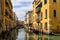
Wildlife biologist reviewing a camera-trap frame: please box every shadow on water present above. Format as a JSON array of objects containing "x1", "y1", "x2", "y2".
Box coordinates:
[
  {"x1": 0, "y1": 29, "x2": 18, "y2": 40},
  {"x1": 0, "y1": 28, "x2": 60, "y2": 40}
]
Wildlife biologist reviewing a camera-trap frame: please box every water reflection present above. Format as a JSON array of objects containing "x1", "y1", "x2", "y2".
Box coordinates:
[
  {"x1": 16, "y1": 28, "x2": 25, "y2": 40},
  {"x1": 0, "y1": 29, "x2": 18, "y2": 40},
  {"x1": 25, "y1": 32, "x2": 60, "y2": 40},
  {"x1": 0, "y1": 29, "x2": 60, "y2": 40}
]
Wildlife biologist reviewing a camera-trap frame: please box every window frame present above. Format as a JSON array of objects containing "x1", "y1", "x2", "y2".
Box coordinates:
[
  {"x1": 54, "y1": 10, "x2": 56, "y2": 17},
  {"x1": 53, "y1": 0, "x2": 56, "y2": 3},
  {"x1": 45, "y1": 22, "x2": 48, "y2": 30},
  {"x1": 44, "y1": 0, "x2": 47, "y2": 4},
  {"x1": 45, "y1": 9, "x2": 47, "y2": 19}
]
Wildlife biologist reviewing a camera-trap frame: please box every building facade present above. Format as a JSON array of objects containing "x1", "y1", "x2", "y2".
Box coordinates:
[
  {"x1": 25, "y1": 11, "x2": 33, "y2": 26},
  {"x1": 25, "y1": 11, "x2": 33, "y2": 32},
  {"x1": 0, "y1": 0, "x2": 3, "y2": 34},
  {"x1": 33, "y1": 0, "x2": 60, "y2": 34},
  {"x1": 13, "y1": 12, "x2": 18, "y2": 28},
  {"x1": 32, "y1": 0, "x2": 41, "y2": 33},
  {"x1": 0, "y1": 0, "x2": 14, "y2": 33}
]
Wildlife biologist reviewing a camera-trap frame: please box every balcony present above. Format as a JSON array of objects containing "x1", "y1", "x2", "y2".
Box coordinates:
[
  {"x1": 36, "y1": 17, "x2": 40, "y2": 23},
  {"x1": 5, "y1": 0, "x2": 13, "y2": 11},
  {"x1": 36, "y1": 0, "x2": 41, "y2": 4},
  {"x1": 29, "y1": 20, "x2": 33, "y2": 26},
  {"x1": 36, "y1": 2, "x2": 42, "y2": 13},
  {"x1": 35, "y1": 0, "x2": 41, "y2": 5},
  {"x1": 7, "y1": 0, "x2": 13, "y2": 8},
  {"x1": 36, "y1": 7, "x2": 40, "y2": 13},
  {"x1": 5, "y1": 10, "x2": 9, "y2": 18},
  {"x1": 5, "y1": 3, "x2": 13, "y2": 17},
  {"x1": 0, "y1": 20, "x2": 2, "y2": 27},
  {"x1": 9, "y1": 14, "x2": 13, "y2": 20}
]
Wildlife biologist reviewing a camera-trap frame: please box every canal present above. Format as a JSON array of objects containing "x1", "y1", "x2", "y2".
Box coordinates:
[{"x1": 0, "y1": 28, "x2": 60, "y2": 40}]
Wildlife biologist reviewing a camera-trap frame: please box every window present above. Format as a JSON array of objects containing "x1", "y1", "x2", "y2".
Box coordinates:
[
  {"x1": 6, "y1": 2, "x2": 8, "y2": 7},
  {"x1": 36, "y1": 2, "x2": 42, "y2": 13},
  {"x1": 40, "y1": 2, "x2": 42, "y2": 8},
  {"x1": 0, "y1": 20, "x2": 2, "y2": 27},
  {"x1": 53, "y1": 0, "x2": 56, "y2": 2},
  {"x1": 40, "y1": 23, "x2": 42, "y2": 29},
  {"x1": 41, "y1": 13, "x2": 42, "y2": 20},
  {"x1": 45, "y1": 23, "x2": 48, "y2": 30},
  {"x1": 5, "y1": 11, "x2": 8, "y2": 16},
  {"x1": 45, "y1": 9, "x2": 47, "y2": 19},
  {"x1": 54, "y1": 10, "x2": 56, "y2": 17},
  {"x1": 44, "y1": 0, "x2": 47, "y2": 4}
]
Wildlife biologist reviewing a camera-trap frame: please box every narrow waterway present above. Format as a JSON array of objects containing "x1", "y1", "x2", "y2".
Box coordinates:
[
  {"x1": 0, "y1": 28, "x2": 60, "y2": 40},
  {"x1": 16, "y1": 28, "x2": 25, "y2": 40}
]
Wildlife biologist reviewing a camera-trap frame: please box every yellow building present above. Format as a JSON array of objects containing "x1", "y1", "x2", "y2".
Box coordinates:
[
  {"x1": 25, "y1": 11, "x2": 33, "y2": 26},
  {"x1": 32, "y1": 0, "x2": 40, "y2": 33},
  {"x1": 13, "y1": 12, "x2": 18, "y2": 28},
  {"x1": 1, "y1": 0, "x2": 14, "y2": 32},
  {"x1": 0, "y1": 0, "x2": 3, "y2": 34},
  {"x1": 25, "y1": 11, "x2": 34, "y2": 32},
  {"x1": 33, "y1": 0, "x2": 60, "y2": 34}
]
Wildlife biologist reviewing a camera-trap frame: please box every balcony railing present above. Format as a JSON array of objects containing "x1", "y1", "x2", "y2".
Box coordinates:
[
  {"x1": 36, "y1": 0, "x2": 41, "y2": 5},
  {"x1": 6, "y1": 0, "x2": 13, "y2": 11},
  {"x1": 36, "y1": 17, "x2": 41, "y2": 23},
  {"x1": 36, "y1": 2, "x2": 42, "y2": 13},
  {"x1": 29, "y1": 20, "x2": 33, "y2": 25},
  {"x1": 36, "y1": 7, "x2": 40, "y2": 13}
]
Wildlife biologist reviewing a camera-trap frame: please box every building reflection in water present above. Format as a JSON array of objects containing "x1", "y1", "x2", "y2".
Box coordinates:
[
  {"x1": 0, "y1": 29, "x2": 18, "y2": 40},
  {"x1": 25, "y1": 32, "x2": 60, "y2": 40},
  {"x1": 0, "y1": 29, "x2": 60, "y2": 40},
  {"x1": 25, "y1": 33, "x2": 49, "y2": 40}
]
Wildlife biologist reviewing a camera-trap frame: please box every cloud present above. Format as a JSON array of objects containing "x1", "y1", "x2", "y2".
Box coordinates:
[{"x1": 11, "y1": 0, "x2": 34, "y2": 21}]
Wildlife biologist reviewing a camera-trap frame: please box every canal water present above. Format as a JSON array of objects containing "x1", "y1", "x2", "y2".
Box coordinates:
[{"x1": 0, "y1": 28, "x2": 60, "y2": 40}]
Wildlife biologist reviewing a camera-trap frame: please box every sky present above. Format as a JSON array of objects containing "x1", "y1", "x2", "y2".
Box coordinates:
[{"x1": 11, "y1": 0, "x2": 34, "y2": 21}]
